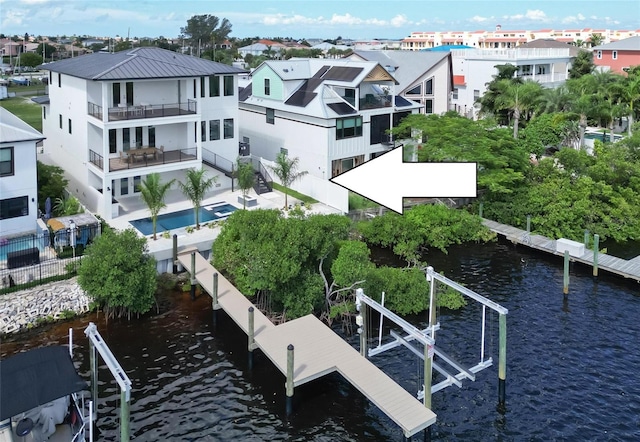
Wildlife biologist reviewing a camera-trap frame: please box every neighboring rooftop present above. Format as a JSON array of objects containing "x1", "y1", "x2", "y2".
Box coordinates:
[
  {"x1": 518, "y1": 39, "x2": 581, "y2": 57},
  {"x1": 0, "y1": 107, "x2": 44, "y2": 144},
  {"x1": 592, "y1": 36, "x2": 640, "y2": 51},
  {"x1": 41, "y1": 47, "x2": 247, "y2": 81}
]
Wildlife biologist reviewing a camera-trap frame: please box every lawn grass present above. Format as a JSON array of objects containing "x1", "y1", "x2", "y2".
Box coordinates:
[
  {"x1": 0, "y1": 96, "x2": 43, "y2": 132},
  {"x1": 348, "y1": 192, "x2": 380, "y2": 210},
  {"x1": 271, "y1": 182, "x2": 318, "y2": 205},
  {"x1": 7, "y1": 83, "x2": 48, "y2": 94}
]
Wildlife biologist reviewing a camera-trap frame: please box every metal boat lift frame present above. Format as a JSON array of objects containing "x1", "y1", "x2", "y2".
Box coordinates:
[{"x1": 355, "y1": 266, "x2": 509, "y2": 409}]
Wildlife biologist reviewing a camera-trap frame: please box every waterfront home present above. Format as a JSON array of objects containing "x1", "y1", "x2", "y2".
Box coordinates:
[
  {"x1": 0, "y1": 108, "x2": 44, "y2": 236},
  {"x1": 36, "y1": 47, "x2": 247, "y2": 220},
  {"x1": 238, "y1": 58, "x2": 422, "y2": 212},
  {"x1": 592, "y1": 36, "x2": 640, "y2": 75}
]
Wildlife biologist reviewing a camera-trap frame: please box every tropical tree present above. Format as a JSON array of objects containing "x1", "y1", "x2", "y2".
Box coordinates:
[
  {"x1": 78, "y1": 228, "x2": 157, "y2": 320},
  {"x1": 618, "y1": 66, "x2": 640, "y2": 135},
  {"x1": 593, "y1": 71, "x2": 624, "y2": 142},
  {"x1": 178, "y1": 168, "x2": 218, "y2": 230},
  {"x1": 268, "y1": 152, "x2": 308, "y2": 209},
  {"x1": 181, "y1": 14, "x2": 232, "y2": 55},
  {"x1": 234, "y1": 159, "x2": 255, "y2": 209},
  {"x1": 493, "y1": 79, "x2": 543, "y2": 138},
  {"x1": 37, "y1": 161, "x2": 68, "y2": 213},
  {"x1": 477, "y1": 63, "x2": 521, "y2": 122},
  {"x1": 18, "y1": 52, "x2": 42, "y2": 68},
  {"x1": 566, "y1": 74, "x2": 600, "y2": 147},
  {"x1": 140, "y1": 173, "x2": 175, "y2": 240},
  {"x1": 568, "y1": 50, "x2": 595, "y2": 79},
  {"x1": 53, "y1": 195, "x2": 83, "y2": 216},
  {"x1": 589, "y1": 33, "x2": 605, "y2": 47}
]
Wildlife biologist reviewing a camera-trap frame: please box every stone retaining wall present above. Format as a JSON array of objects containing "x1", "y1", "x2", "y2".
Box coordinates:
[{"x1": 0, "y1": 278, "x2": 90, "y2": 334}]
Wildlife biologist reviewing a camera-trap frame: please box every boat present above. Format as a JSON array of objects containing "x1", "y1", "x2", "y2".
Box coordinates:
[
  {"x1": 10, "y1": 76, "x2": 30, "y2": 86},
  {"x1": 0, "y1": 346, "x2": 91, "y2": 442}
]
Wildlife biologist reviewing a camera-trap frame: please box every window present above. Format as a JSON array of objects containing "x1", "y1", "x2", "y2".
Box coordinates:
[
  {"x1": 135, "y1": 126, "x2": 143, "y2": 147},
  {"x1": 68, "y1": 118, "x2": 72, "y2": 134},
  {"x1": 280, "y1": 147, "x2": 288, "y2": 156},
  {"x1": 223, "y1": 76, "x2": 234, "y2": 96},
  {"x1": 425, "y1": 99, "x2": 433, "y2": 114},
  {"x1": 452, "y1": 88, "x2": 458, "y2": 100},
  {"x1": 406, "y1": 84, "x2": 421, "y2": 95},
  {"x1": 201, "y1": 121, "x2": 207, "y2": 142},
  {"x1": 473, "y1": 89, "x2": 480, "y2": 100},
  {"x1": 264, "y1": 78, "x2": 271, "y2": 96},
  {"x1": 148, "y1": 127, "x2": 155, "y2": 147},
  {"x1": 123, "y1": 128, "x2": 130, "y2": 151},
  {"x1": 223, "y1": 118, "x2": 234, "y2": 139},
  {"x1": 58, "y1": 73, "x2": 61, "y2": 87},
  {"x1": 597, "y1": 50, "x2": 602, "y2": 59},
  {"x1": 612, "y1": 51, "x2": 618, "y2": 60},
  {"x1": 209, "y1": 120, "x2": 220, "y2": 140},
  {"x1": 193, "y1": 79, "x2": 197, "y2": 98},
  {"x1": 0, "y1": 147, "x2": 14, "y2": 176},
  {"x1": 425, "y1": 78, "x2": 433, "y2": 95},
  {"x1": 109, "y1": 129, "x2": 117, "y2": 154},
  {"x1": 266, "y1": 108, "x2": 274, "y2": 124},
  {"x1": 0, "y1": 196, "x2": 28, "y2": 220},
  {"x1": 200, "y1": 77, "x2": 205, "y2": 98},
  {"x1": 59, "y1": 114, "x2": 62, "y2": 129},
  {"x1": 344, "y1": 88, "x2": 356, "y2": 106},
  {"x1": 43, "y1": 107, "x2": 46, "y2": 120},
  {"x1": 125, "y1": 82, "x2": 133, "y2": 105},
  {"x1": 209, "y1": 75, "x2": 220, "y2": 97},
  {"x1": 49, "y1": 71, "x2": 52, "y2": 84},
  {"x1": 133, "y1": 176, "x2": 141, "y2": 193},
  {"x1": 336, "y1": 116, "x2": 363, "y2": 140},
  {"x1": 120, "y1": 177, "x2": 129, "y2": 196},
  {"x1": 112, "y1": 83, "x2": 121, "y2": 106}
]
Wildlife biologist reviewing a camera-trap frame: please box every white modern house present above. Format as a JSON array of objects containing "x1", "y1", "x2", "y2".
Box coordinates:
[
  {"x1": 37, "y1": 47, "x2": 247, "y2": 220},
  {"x1": 450, "y1": 46, "x2": 575, "y2": 119},
  {"x1": 0, "y1": 108, "x2": 44, "y2": 236},
  {"x1": 347, "y1": 50, "x2": 453, "y2": 115},
  {"x1": 238, "y1": 58, "x2": 422, "y2": 212}
]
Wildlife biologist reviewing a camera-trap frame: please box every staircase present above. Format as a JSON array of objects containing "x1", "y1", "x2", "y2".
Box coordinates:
[{"x1": 254, "y1": 171, "x2": 272, "y2": 194}]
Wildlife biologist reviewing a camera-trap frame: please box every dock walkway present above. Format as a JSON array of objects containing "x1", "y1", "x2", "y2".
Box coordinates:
[
  {"x1": 483, "y1": 219, "x2": 640, "y2": 282},
  {"x1": 178, "y1": 250, "x2": 437, "y2": 438}
]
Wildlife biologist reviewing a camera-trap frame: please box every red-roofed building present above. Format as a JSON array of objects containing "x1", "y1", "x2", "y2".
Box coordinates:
[{"x1": 592, "y1": 36, "x2": 640, "y2": 75}]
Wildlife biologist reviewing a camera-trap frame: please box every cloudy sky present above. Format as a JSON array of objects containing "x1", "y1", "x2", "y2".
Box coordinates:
[{"x1": 1, "y1": 0, "x2": 638, "y2": 40}]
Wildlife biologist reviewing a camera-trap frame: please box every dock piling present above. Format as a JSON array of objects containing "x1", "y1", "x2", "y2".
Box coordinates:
[
  {"x1": 424, "y1": 343, "x2": 433, "y2": 410},
  {"x1": 120, "y1": 390, "x2": 130, "y2": 442},
  {"x1": 248, "y1": 307, "x2": 255, "y2": 370},
  {"x1": 479, "y1": 202, "x2": 483, "y2": 218},
  {"x1": 526, "y1": 215, "x2": 531, "y2": 233},
  {"x1": 584, "y1": 230, "x2": 590, "y2": 247},
  {"x1": 563, "y1": 250, "x2": 570, "y2": 294},
  {"x1": 172, "y1": 234, "x2": 178, "y2": 274},
  {"x1": 89, "y1": 339, "x2": 97, "y2": 421},
  {"x1": 498, "y1": 313, "x2": 507, "y2": 406},
  {"x1": 190, "y1": 252, "x2": 196, "y2": 300},
  {"x1": 286, "y1": 344, "x2": 294, "y2": 416},
  {"x1": 212, "y1": 272, "x2": 219, "y2": 326},
  {"x1": 593, "y1": 234, "x2": 600, "y2": 277},
  {"x1": 359, "y1": 303, "x2": 368, "y2": 358}
]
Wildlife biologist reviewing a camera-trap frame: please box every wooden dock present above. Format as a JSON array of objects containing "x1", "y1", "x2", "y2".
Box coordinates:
[
  {"x1": 483, "y1": 219, "x2": 640, "y2": 282},
  {"x1": 177, "y1": 250, "x2": 437, "y2": 438}
]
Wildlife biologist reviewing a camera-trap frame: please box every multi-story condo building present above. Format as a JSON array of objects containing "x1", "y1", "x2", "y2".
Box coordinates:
[
  {"x1": 0, "y1": 108, "x2": 43, "y2": 236},
  {"x1": 38, "y1": 47, "x2": 246, "y2": 220},
  {"x1": 401, "y1": 26, "x2": 640, "y2": 50},
  {"x1": 238, "y1": 59, "x2": 422, "y2": 212}
]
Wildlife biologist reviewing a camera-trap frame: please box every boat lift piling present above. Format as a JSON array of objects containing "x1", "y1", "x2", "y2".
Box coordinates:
[{"x1": 84, "y1": 322, "x2": 132, "y2": 442}]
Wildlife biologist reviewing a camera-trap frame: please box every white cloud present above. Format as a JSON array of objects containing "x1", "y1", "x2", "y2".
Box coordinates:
[
  {"x1": 390, "y1": 14, "x2": 409, "y2": 27},
  {"x1": 20, "y1": 0, "x2": 49, "y2": 4},
  {"x1": 562, "y1": 13, "x2": 587, "y2": 24},
  {"x1": 503, "y1": 9, "x2": 549, "y2": 23},
  {"x1": 260, "y1": 12, "x2": 414, "y2": 29},
  {"x1": 470, "y1": 15, "x2": 491, "y2": 23}
]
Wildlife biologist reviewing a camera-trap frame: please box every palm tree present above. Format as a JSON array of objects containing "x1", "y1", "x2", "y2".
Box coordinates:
[
  {"x1": 140, "y1": 173, "x2": 175, "y2": 240},
  {"x1": 268, "y1": 152, "x2": 308, "y2": 209},
  {"x1": 566, "y1": 74, "x2": 599, "y2": 147},
  {"x1": 234, "y1": 159, "x2": 255, "y2": 209},
  {"x1": 618, "y1": 66, "x2": 640, "y2": 135},
  {"x1": 493, "y1": 79, "x2": 543, "y2": 138},
  {"x1": 178, "y1": 168, "x2": 218, "y2": 230}
]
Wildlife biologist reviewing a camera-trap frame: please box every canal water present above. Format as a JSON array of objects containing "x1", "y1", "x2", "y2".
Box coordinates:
[{"x1": 2, "y1": 238, "x2": 639, "y2": 441}]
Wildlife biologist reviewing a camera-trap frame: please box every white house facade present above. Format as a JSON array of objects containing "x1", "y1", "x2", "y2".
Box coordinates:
[
  {"x1": 0, "y1": 108, "x2": 44, "y2": 236},
  {"x1": 238, "y1": 59, "x2": 422, "y2": 212},
  {"x1": 38, "y1": 47, "x2": 246, "y2": 220}
]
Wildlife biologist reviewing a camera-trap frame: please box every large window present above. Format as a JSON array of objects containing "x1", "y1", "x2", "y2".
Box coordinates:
[
  {"x1": 123, "y1": 128, "x2": 130, "y2": 151},
  {"x1": 425, "y1": 78, "x2": 433, "y2": 95},
  {"x1": 0, "y1": 147, "x2": 14, "y2": 176},
  {"x1": 266, "y1": 108, "x2": 274, "y2": 124},
  {"x1": 264, "y1": 78, "x2": 271, "y2": 96},
  {"x1": 125, "y1": 82, "x2": 133, "y2": 105},
  {"x1": 201, "y1": 121, "x2": 207, "y2": 142},
  {"x1": 112, "y1": 83, "x2": 121, "y2": 106},
  {"x1": 0, "y1": 196, "x2": 28, "y2": 220},
  {"x1": 210, "y1": 75, "x2": 220, "y2": 97},
  {"x1": 224, "y1": 76, "x2": 234, "y2": 96},
  {"x1": 406, "y1": 84, "x2": 421, "y2": 95},
  {"x1": 148, "y1": 126, "x2": 155, "y2": 147},
  {"x1": 200, "y1": 77, "x2": 206, "y2": 98},
  {"x1": 224, "y1": 118, "x2": 234, "y2": 139},
  {"x1": 210, "y1": 120, "x2": 220, "y2": 140},
  {"x1": 425, "y1": 99, "x2": 433, "y2": 114},
  {"x1": 135, "y1": 126, "x2": 143, "y2": 148},
  {"x1": 336, "y1": 116, "x2": 363, "y2": 140}
]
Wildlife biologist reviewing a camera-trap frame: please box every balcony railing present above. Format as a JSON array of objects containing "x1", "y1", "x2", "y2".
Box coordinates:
[
  {"x1": 89, "y1": 148, "x2": 198, "y2": 172},
  {"x1": 359, "y1": 94, "x2": 393, "y2": 110},
  {"x1": 88, "y1": 100, "x2": 197, "y2": 122}
]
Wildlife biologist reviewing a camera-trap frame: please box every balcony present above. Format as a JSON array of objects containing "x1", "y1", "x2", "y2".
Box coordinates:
[
  {"x1": 89, "y1": 148, "x2": 198, "y2": 173},
  {"x1": 88, "y1": 100, "x2": 197, "y2": 122},
  {"x1": 359, "y1": 93, "x2": 393, "y2": 110}
]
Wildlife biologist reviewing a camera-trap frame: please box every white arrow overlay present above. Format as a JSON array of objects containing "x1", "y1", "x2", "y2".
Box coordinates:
[{"x1": 330, "y1": 147, "x2": 477, "y2": 214}]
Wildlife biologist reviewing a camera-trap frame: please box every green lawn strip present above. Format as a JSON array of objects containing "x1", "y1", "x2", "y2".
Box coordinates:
[
  {"x1": 7, "y1": 83, "x2": 48, "y2": 94},
  {"x1": 271, "y1": 182, "x2": 318, "y2": 205},
  {"x1": 349, "y1": 192, "x2": 380, "y2": 210},
  {"x1": 0, "y1": 96, "x2": 43, "y2": 132}
]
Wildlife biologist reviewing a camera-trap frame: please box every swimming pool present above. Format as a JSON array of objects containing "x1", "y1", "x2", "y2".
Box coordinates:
[
  {"x1": 129, "y1": 203, "x2": 237, "y2": 236},
  {"x1": 0, "y1": 235, "x2": 45, "y2": 261}
]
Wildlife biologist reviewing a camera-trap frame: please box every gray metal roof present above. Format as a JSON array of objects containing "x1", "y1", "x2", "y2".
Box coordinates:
[
  {"x1": 351, "y1": 50, "x2": 450, "y2": 93},
  {"x1": 592, "y1": 36, "x2": 640, "y2": 51},
  {"x1": 0, "y1": 107, "x2": 44, "y2": 144},
  {"x1": 42, "y1": 47, "x2": 247, "y2": 81}
]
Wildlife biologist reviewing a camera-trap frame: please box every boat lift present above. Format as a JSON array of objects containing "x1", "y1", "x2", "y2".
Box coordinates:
[
  {"x1": 84, "y1": 322, "x2": 132, "y2": 442},
  {"x1": 355, "y1": 266, "x2": 509, "y2": 409}
]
